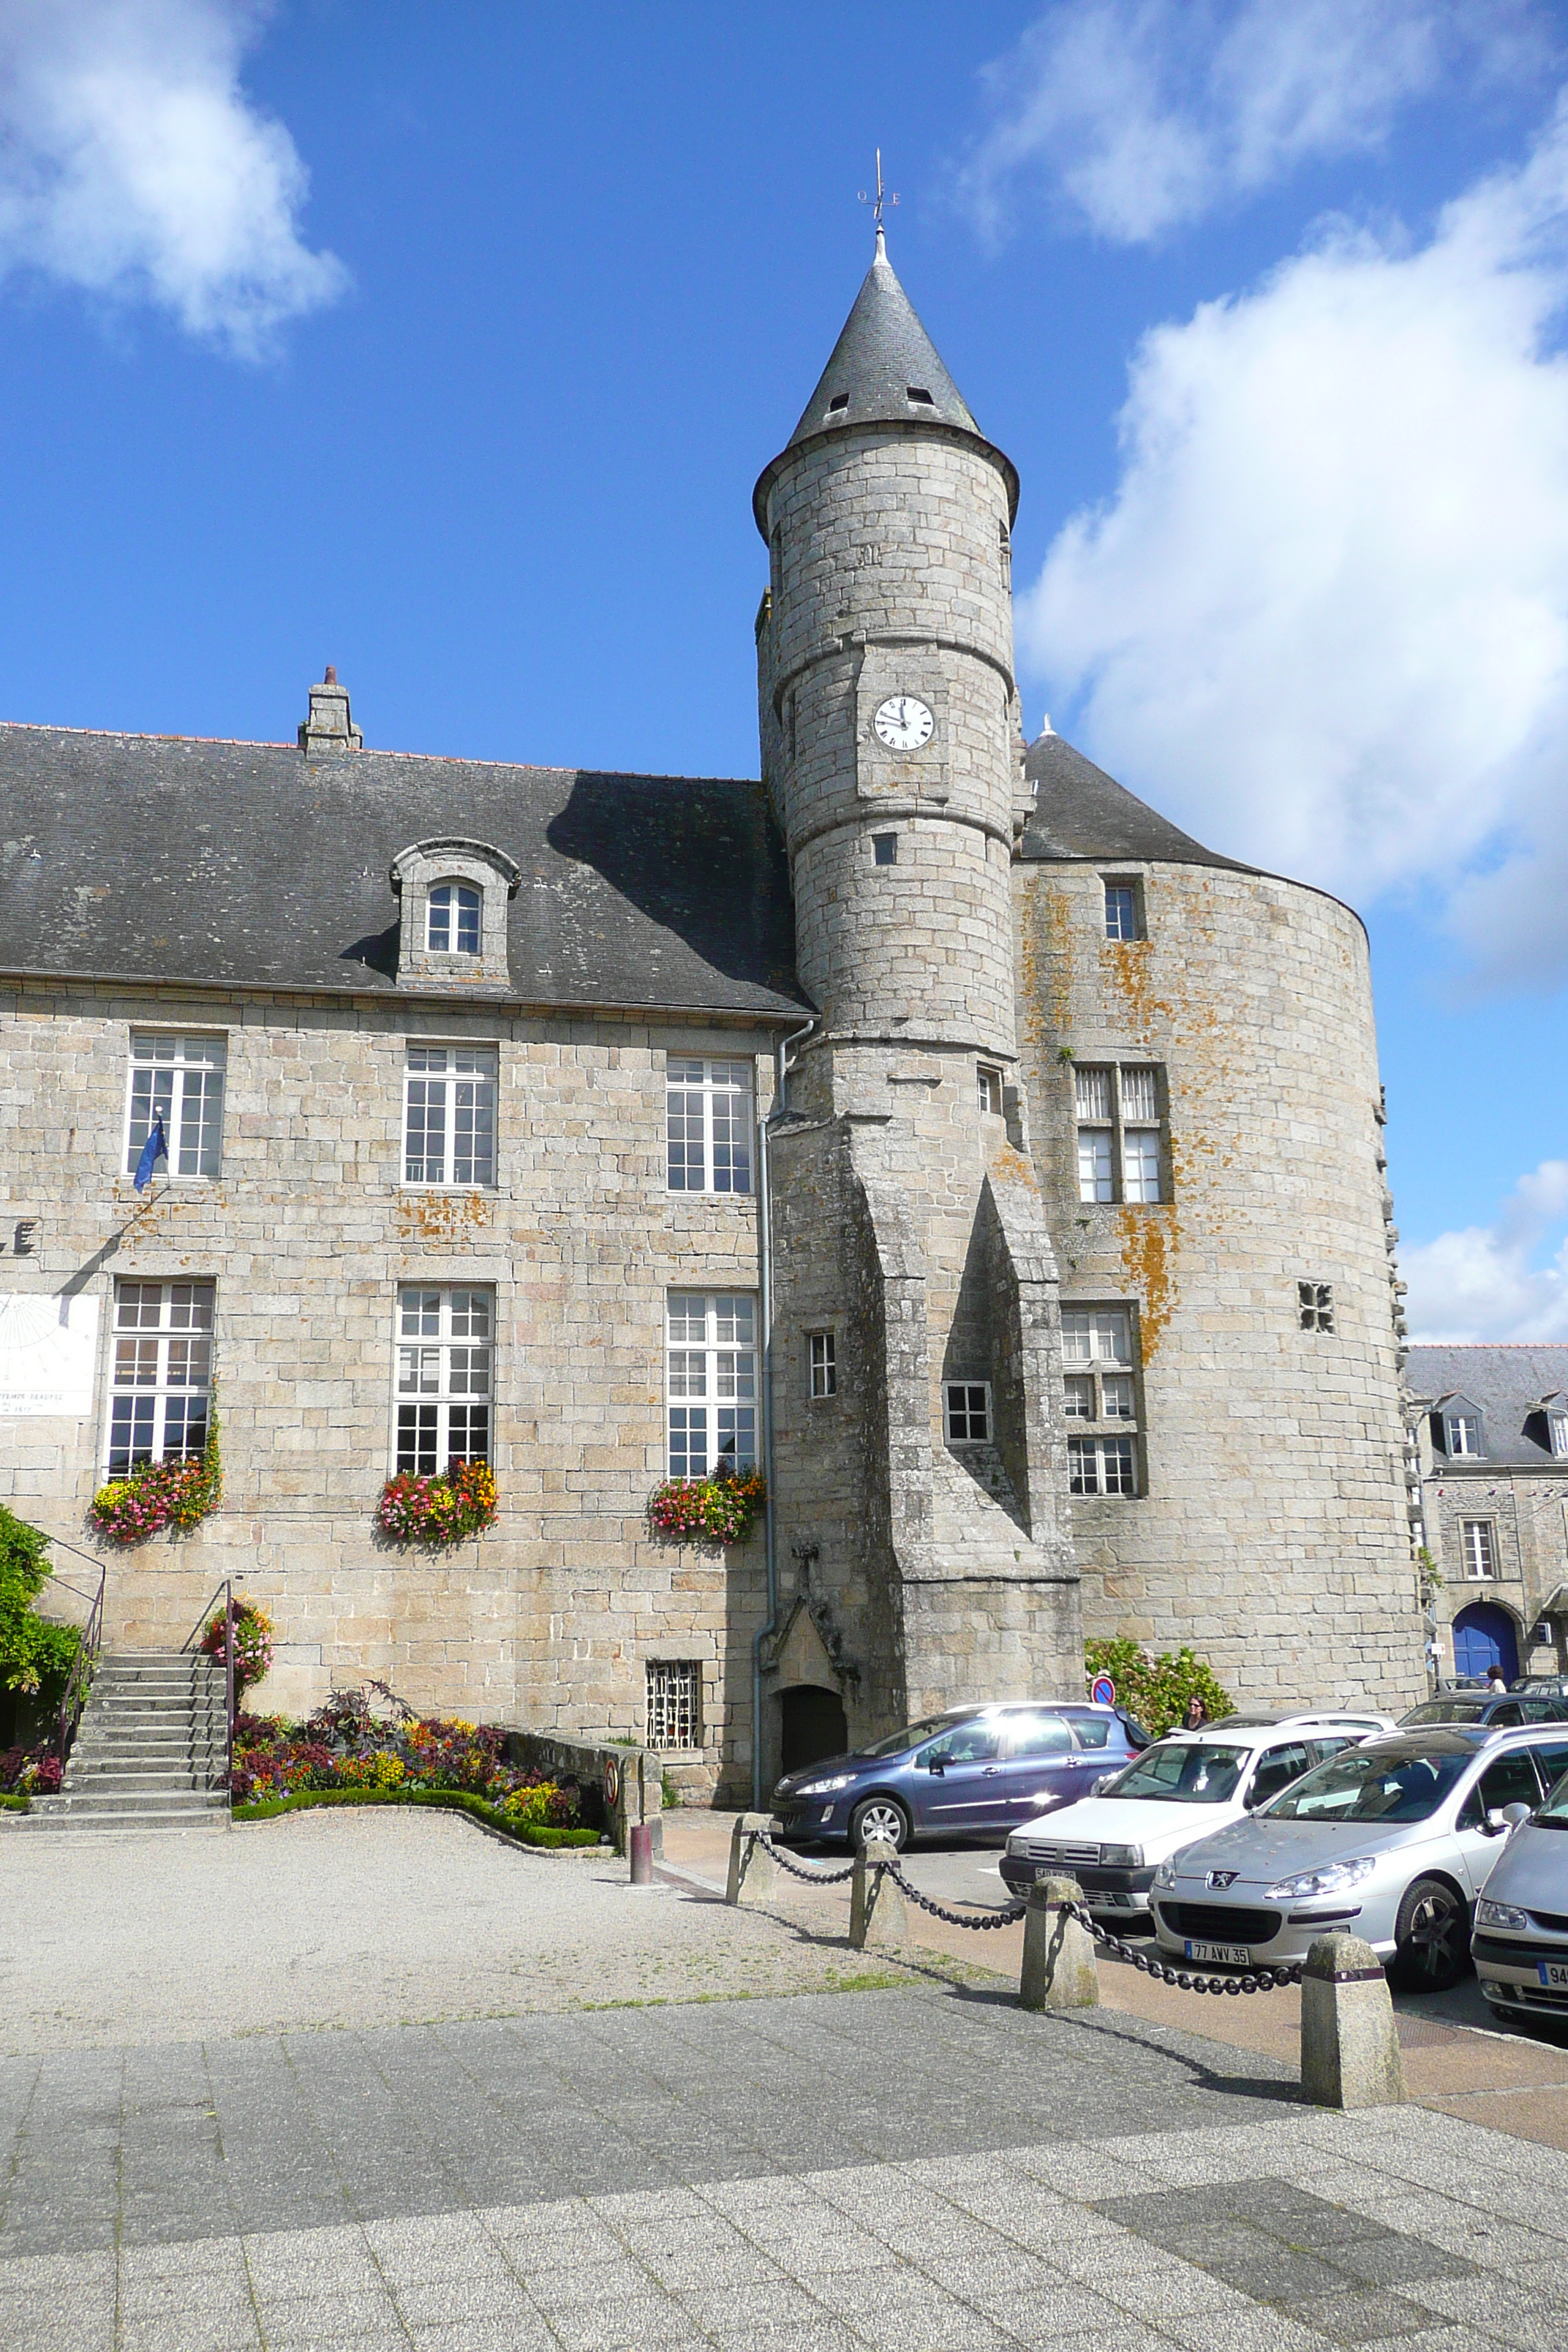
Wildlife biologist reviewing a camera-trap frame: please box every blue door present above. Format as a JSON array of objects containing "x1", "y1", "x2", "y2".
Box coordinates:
[{"x1": 1452, "y1": 1603, "x2": 1519, "y2": 1684}]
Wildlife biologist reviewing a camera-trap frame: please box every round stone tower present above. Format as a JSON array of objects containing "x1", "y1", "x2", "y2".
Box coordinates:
[{"x1": 754, "y1": 228, "x2": 1028, "y2": 1068}]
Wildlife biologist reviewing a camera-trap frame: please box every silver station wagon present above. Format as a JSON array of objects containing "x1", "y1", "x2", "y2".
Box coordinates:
[
  {"x1": 1471, "y1": 1763, "x2": 1568, "y2": 2025},
  {"x1": 1150, "y1": 1725, "x2": 1568, "y2": 1989}
]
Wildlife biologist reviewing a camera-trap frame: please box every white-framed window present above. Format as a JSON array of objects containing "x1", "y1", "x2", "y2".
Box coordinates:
[
  {"x1": 1074, "y1": 1063, "x2": 1165, "y2": 1205},
  {"x1": 124, "y1": 1033, "x2": 226, "y2": 1179},
  {"x1": 944, "y1": 1382, "x2": 991, "y2": 1444},
  {"x1": 1461, "y1": 1520, "x2": 1496, "y2": 1580},
  {"x1": 647, "y1": 1659, "x2": 702, "y2": 1751},
  {"x1": 404, "y1": 1045, "x2": 497, "y2": 1187},
  {"x1": 1546, "y1": 1406, "x2": 1568, "y2": 1458},
  {"x1": 1069, "y1": 1436, "x2": 1137, "y2": 1496},
  {"x1": 1299, "y1": 1280, "x2": 1335, "y2": 1333},
  {"x1": 977, "y1": 1065, "x2": 1003, "y2": 1115},
  {"x1": 809, "y1": 1331, "x2": 837, "y2": 1400},
  {"x1": 666, "y1": 1293, "x2": 757, "y2": 1476},
  {"x1": 427, "y1": 882, "x2": 480, "y2": 955},
  {"x1": 1446, "y1": 1411, "x2": 1482, "y2": 1458},
  {"x1": 1103, "y1": 881, "x2": 1142, "y2": 942},
  {"x1": 396, "y1": 1286, "x2": 492, "y2": 1472},
  {"x1": 108, "y1": 1280, "x2": 214, "y2": 1475},
  {"x1": 666, "y1": 1059, "x2": 753, "y2": 1194}
]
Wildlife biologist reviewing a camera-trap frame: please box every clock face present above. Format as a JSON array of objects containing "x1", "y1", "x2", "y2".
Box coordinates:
[{"x1": 873, "y1": 694, "x2": 934, "y2": 752}]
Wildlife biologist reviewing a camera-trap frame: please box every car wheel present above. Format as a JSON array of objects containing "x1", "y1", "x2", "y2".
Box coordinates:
[
  {"x1": 850, "y1": 1797, "x2": 910, "y2": 1852},
  {"x1": 1390, "y1": 1876, "x2": 1469, "y2": 1992}
]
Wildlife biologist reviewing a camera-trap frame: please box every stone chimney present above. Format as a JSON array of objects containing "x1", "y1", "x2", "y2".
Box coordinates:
[{"x1": 298, "y1": 665, "x2": 363, "y2": 755}]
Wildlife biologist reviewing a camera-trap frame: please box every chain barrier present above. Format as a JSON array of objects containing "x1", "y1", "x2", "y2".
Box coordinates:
[
  {"x1": 755, "y1": 1829, "x2": 858, "y2": 1885},
  {"x1": 881, "y1": 1855, "x2": 1028, "y2": 1931}
]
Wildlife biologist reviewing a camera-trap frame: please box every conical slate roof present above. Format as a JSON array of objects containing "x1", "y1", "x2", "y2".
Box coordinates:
[
  {"x1": 1019, "y1": 728, "x2": 1256, "y2": 873},
  {"x1": 754, "y1": 233, "x2": 1018, "y2": 532}
]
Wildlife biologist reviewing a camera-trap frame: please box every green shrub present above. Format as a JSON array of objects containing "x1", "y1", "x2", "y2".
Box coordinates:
[
  {"x1": 230, "y1": 1786, "x2": 599, "y2": 1846},
  {"x1": 1085, "y1": 1637, "x2": 1234, "y2": 1738},
  {"x1": 0, "y1": 1791, "x2": 31, "y2": 1812},
  {"x1": 0, "y1": 1507, "x2": 80, "y2": 1709}
]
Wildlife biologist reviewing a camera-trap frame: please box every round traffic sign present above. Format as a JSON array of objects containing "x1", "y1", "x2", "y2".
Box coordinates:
[{"x1": 1090, "y1": 1674, "x2": 1115, "y2": 1705}]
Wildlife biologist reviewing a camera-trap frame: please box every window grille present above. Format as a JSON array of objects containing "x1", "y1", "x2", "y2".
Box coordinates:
[
  {"x1": 1120, "y1": 1068, "x2": 1158, "y2": 1123},
  {"x1": 666, "y1": 1059, "x2": 753, "y2": 1194},
  {"x1": 404, "y1": 1046, "x2": 497, "y2": 1187},
  {"x1": 1061, "y1": 1308, "x2": 1140, "y2": 1493},
  {"x1": 1104, "y1": 883, "x2": 1140, "y2": 942},
  {"x1": 427, "y1": 883, "x2": 480, "y2": 954},
  {"x1": 646, "y1": 1659, "x2": 702, "y2": 1752},
  {"x1": 944, "y1": 1382, "x2": 991, "y2": 1444},
  {"x1": 809, "y1": 1331, "x2": 837, "y2": 1400},
  {"x1": 1447, "y1": 1412, "x2": 1481, "y2": 1458},
  {"x1": 125, "y1": 1033, "x2": 226, "y2": 1179},
  {"x1": 666, "y1": 1293, "x2": 757, "y2": 1476},
  {"x1": 1461, "y1": 1520, "x2": 1496, "y2": 1580},
  {"x1": 1074, "y1": 1067, "x2": 1112, "y2": 1120},
  {"x1": 1069, "y1": 1436, "x2": 1137, "y2": 1496},
  {"x1": 1072, "y1": 1064, "x2": 1165, "y2": 1205},
  {"x1": 396, "y1": 1286, "x2": 492, "y2": 1471},
  {"x1": 108, "y1": 1281, "x2": 214, "y2": 1474},
  {"x1": 1298, "y1": 1280, "x2": 1335, "y2": 1333}
]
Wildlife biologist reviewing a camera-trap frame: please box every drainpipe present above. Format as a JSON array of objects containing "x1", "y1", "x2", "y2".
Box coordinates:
[{"x1": 752, "y1": 1014, "x2": 818, "y2": 1812}]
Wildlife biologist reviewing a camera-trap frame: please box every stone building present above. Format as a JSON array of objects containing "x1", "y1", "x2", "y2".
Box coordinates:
[
  {"x1": 1406, "y1": 1345, "x2": 1568, "y2": 1685},
  {"x1": 0, "y1": 232, "x2": 1421, "y2": 1803}
]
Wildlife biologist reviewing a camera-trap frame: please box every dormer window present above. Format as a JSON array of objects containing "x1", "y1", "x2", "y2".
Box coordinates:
[
  {"x1": 427, "y1": 883, "x2": 480, "y2": 956},
  {"x1": 1546, "y1": 1401, "x2": 1568, "y2": 1458},
  {"x1": 828, "y1": 393, "x2": 850, "y2": 412},
  {"x1": 1446, "y1": 1410, "x2": 1481, "y2": 1458}
]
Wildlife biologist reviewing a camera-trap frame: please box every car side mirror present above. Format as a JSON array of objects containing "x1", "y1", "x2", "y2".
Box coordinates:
[
  {"x1": 1483, "y1": 1805, "x2": 1529, "y2": 1836},
  {"x1": 1090, "y1": 1774, "x2": 1112, "y2": 1796},
  {"x1": 1243, "y1": 1786, "x2": 1265, "y2": 1809}
]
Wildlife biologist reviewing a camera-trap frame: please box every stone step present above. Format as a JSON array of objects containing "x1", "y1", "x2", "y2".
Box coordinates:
[
  {"x1": 65, "y1": 1772, "x2": 206, "y2": 1793},
  {"x1": 44, "y1": 1790, "x2": 229, "y2": 1816}
]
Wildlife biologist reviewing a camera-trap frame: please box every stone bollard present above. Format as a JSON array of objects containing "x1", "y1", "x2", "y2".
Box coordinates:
[
  {"x1": 725, "y1": 1814, "x2": 778, "y2": 1906},
  {"x1": 1019, "y1": 1876, "x2": 1099, "y2": 2011},
  {"x1": 1300, "y1": 1932, "x2": 1407, "y2": 2110},
  {"x1": 849, "y1": 1837, "x2": 908, "y2": 1952}
]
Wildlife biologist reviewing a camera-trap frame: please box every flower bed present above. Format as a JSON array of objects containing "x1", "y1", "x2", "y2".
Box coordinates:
[
  {"x1": 0, "y1": 1744, "x2": 62, "y2": 1800},
  {"x1": 230, "y1": 1787, "x2": 600, "y2": 1847},
  {"x1": 200, "y1": 1597, "x2": 274, "y2": 1696},
  {"x1": 90, "y1": 1429, "x2": 221, "y2": 1543},
  {"x1": 376, "y1": 1459, "x2": 497, "y2": 1545},
  {"x1": 647, "y1": 1471, "x2": 766, "y2": 1546}
]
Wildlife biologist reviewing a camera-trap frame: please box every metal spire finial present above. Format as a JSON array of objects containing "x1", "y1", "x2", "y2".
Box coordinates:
[{"x1": 858, "y1": 148, "x2": 898, "y2": 251}]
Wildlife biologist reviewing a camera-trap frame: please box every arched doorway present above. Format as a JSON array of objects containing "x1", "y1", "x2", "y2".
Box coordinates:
[
  {"x1": 779, "y1": 1684, "x2": 848, "y2": 1776},
  {"x1": 1452, "y1": 1602, "x2": 1519, "y2": 1684}
]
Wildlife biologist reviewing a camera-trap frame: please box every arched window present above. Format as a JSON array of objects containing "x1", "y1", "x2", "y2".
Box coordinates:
[{"x1": 427, "y1": 882, "x2": 480, "y2": 955}]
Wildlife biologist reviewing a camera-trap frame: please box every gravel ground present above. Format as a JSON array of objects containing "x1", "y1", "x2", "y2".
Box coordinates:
[{"x1": 0, "y1": 1811, "x2": 924, "y2": 2054}]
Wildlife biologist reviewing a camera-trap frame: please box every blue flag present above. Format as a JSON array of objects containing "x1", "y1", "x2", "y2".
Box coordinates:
[{"x1": 134, "y1": 1115, "x2": 169, "y2": 1193}]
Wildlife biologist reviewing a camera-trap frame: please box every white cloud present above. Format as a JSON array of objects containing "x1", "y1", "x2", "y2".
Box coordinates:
[
  {"x1": 1404, "y1": 1161, "x2": 1568, "y2": 1341},
  {"x1": 0, "y1": 0, "x2": 347, "y2": 358},
  {"x1": 960, "y1": 0, "x2": 1542, "y2": 244},
  {"x1": 1018, "y1": 99, "x2": 1568, "y2": 990}
]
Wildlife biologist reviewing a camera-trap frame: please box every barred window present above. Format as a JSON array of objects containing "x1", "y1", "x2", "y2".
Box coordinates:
[
  {"x1": 396, "y1": 1286, "x2": 492, "y2": 1472},
  {"x1": 427, "y1": 883, "x2": 480, "y2": 955},
  {"x1": 108, "y1": 1280, "x2": 214, "y2": 1475},
  {"x1": 404, "y1": 1045, "x2": 497, "y2": 1187},
  {"x1": 1298, "y1": 1280, "x2": 1335, "y2": 1333},
  {"x1": 125, "y1": 1033, "x2": 225, "y2": 1180},
  {"x1": 1070, "y1": 1436, "x2": 1137, "y2": 1496},
  {"x1": 810, "y1": 1331, "x2": 837, "y2": 1400},
  {"x1": 666, "y1": 1293, "x2": 757, "y2": 1476},
  {"x1": 944, "y1": 1382, "x2": 991, "y2": 1444},
  {"x1": 666, "y1": 1058, "x2": 753, "y2": 1194},
  {"x1": 1461, "y1": 1521, "x2": 1496, "y2": 1580},
  {"x1": 1074, "y1": 1063, "x2": 1165, "y2": 1205},
  {"x1": 647, "y1": 1659, "x2": 702, "y2": 1751}
]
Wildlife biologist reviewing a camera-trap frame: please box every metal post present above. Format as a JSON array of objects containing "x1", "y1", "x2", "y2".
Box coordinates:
[
  {"x1": 224, "y1": 1577, "x2": 235, "y2": 1782},
  {"x1": 629, "y1": 1822, "x2": 654, "y2": 1885}
]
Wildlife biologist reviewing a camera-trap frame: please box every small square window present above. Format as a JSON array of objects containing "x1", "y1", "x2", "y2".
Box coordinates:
[
  {"x1": 1298, "y1": 1280, "x2": 1335, "y2": 1333},
  {"x1": 1063, "y1": 1375, "x2": 1094, "y2": 1420},
  {"x1": 1068, "y1": 1435, "x2": 1137, "y2": 1496},
  {"x1": 1104, "y1": 882, "x2": 1142, "y2": 941},
  {"x1": 1461, "y1": 1520, "x2": 1496, "y2": 1580},
  {"x1": 945, "y1": 1382, "x2": 991, "y2": 1444},
  {"x1": 977, "y1": 1066, "x2": 1002, "y2": 1115},
  {"x1": 809, "y1": 1330, "x2": 837, "y2": 1400},
  {"x1": 872, "y1": 833, "x2": 897, "y2": 866},
  {"x1": 646, "y1": 1659, "x2": 702, "y2": 1751}
]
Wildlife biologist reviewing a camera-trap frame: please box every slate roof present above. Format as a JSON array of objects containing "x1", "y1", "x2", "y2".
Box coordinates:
[
  {"x1": 1020, "y1": 729, "x2": 1257, "y2": 872},
  {"x1": 754, "y1": 234, "x2": 1019, "y2": 531},
  {"x1": 1406, "y1": 1346, "x2": 1568, "y2": 1471},
  {"x1": 0, "y1": 722, "x2": 807, "y2": 1019}
]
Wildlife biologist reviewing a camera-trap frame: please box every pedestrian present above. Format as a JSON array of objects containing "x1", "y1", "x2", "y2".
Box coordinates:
[
  {"x1": 1488, "y1": 1665, "x2": 1508, "y2": 1695},
  {"x1": 1183, "y1": 1693, "x2": 1208, "y2": 1730}
]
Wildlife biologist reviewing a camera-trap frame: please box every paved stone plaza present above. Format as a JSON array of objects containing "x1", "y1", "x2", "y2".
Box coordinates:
[{"x1": 5, "y1": 1813, "x2": 1568, "y2": 2350}]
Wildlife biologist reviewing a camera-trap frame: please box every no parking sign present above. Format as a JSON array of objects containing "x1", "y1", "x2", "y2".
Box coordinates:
[{"x1": 1090, "y1": 1675, "x2": 1115, "y2": 1705}]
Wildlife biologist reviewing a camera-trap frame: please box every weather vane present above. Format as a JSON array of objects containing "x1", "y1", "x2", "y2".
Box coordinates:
[{"x1": 858, "y1": 149, "x2": 899, "y2": 238}]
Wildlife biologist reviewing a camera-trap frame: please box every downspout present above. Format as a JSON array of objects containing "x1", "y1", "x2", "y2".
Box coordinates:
[{"x1": 752, "y1": 1014, "x2": 818, "y2": 1812}]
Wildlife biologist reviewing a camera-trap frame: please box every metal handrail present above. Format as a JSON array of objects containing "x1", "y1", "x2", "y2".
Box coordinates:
[
  {"x1": 53, "y1": 1567, "x2": 106, "y2": 1765},
  {"x1": 181, "y1": 1578, "x2": 235, "y2": 1792}
]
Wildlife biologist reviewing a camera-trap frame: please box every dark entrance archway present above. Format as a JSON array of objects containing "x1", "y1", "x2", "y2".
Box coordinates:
[
  {"x1": 1452, "y1": 1602, "x2": 1519, "y2": 1684},
  {"x1": 779, "y1": 1684, "x2": 848, "y2": 1776}
]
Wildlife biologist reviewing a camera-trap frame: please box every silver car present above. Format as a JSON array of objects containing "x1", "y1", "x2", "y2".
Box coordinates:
[
  {"x1": 1471, "y1": 1762, "x2": 1568, "y2": 2025},
  {"x1": 1150, "y1": 1725, "x2": 1568, "y2": 1990}
]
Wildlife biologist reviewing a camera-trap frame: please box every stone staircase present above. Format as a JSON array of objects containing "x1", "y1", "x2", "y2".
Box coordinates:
[{"x1": 7, "y1": 1652, "x2": 230, "y2": 1833}]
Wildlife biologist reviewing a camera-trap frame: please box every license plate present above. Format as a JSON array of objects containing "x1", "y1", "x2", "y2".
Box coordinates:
[
  {"x1": 1186, "y1": 1939, "x2": 1251, "y2": 1966},
  {"x1": 1537, "y1": 1961, "x2": 1568, "y2": 1989}
]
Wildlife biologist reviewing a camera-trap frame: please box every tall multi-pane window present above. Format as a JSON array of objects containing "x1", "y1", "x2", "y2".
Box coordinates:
[
  {"x1": 1446, "y1": 1410, "x2": 1482, "y2": 1458},
  {"x1": 666, "y1": 1293, "x2": 756, "y2": 1476},
  {"x1": 396, "y1": 1286, "x2": 492, "y2": 1471},
  {"x1": 108, "y1": 1281, "x2": 214, "y2": 1474},
  {"x1": 427, "y1": 883, "x2": 480, "y2": 954},
  {"x1": 647, "y1": 1660, "x2": 702, "y2": 1751},
  {"x1": 1461, "y1": 1521, "x2": 1496, "y2": 1580},
  {"x1": 1074, "y1": 1064, "x2": 1164, "y2": 1205},
  {"x1": 1062, "y1": 1307, "x2": 1140, "y2": 1496},
  {"x1": 404, "y1": 1046, "x2": 497, "y2": 1187},
  {"x1": 809, "y1": 1331, "x2": 837, "y2": 1399},
  {"x1": 1103, "y1": 881, "x2": 1142, "y2": 941},
  {"x1": 125, "y1": 1033, "x2": 226, "y2": 1179},
  {"x1": 666, "y1": 1059, "x2": 753, "y2": 1194}
]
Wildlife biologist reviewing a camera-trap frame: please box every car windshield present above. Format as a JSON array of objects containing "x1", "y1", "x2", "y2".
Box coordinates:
[
  {"x1": 1401, "y1": 1701, "x2": 1484, "y2": 1725},
  {"x1": 860, "y1": 1714, "x2": 957, "y2": 1759},
  {"x1": 1098, "y1": 1740, "x2": 1249, "y2": 1804},
  {"x1": 1264, "y1": 1746, "x2": 1473, "y2": 1823},
  {"x1": 1534, "y1": 1770, "x2": 1568, "y2": 1827}
]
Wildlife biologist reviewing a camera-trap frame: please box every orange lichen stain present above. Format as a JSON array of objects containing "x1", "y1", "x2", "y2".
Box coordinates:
[
  {"x1": 395, "y1": 1191, "x2": 494, "y2": 1241},
  {"x1": 1101, "y1": 938, "x2": 1174, "y2": 1042},
  {"x1": 1018, "y1": 872, "x2": 1073, "y2": 1053},
  {"x1": 1117, "y1": 1205, "x2": 1177, "y2": 1360}
]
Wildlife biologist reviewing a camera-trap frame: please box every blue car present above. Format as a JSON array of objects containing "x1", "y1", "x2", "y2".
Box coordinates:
[{"x1": 770, "y1": 1701, "x2": 1150, "y2": 1851}]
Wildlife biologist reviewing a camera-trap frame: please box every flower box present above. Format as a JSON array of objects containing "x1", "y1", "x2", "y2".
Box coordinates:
[
  {"x1": 647, "y1": 1471, "x2": 766, "y2": 1546},
  {"x1": 375, "y1": 1459, "x2": 497, "y2": 1545}
]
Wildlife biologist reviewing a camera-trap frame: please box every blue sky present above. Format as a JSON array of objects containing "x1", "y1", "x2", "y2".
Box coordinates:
[{"x1": 1, "y1": 0, "x2": 1565, "y2": 1338}]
